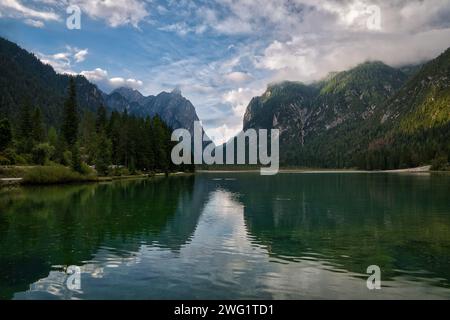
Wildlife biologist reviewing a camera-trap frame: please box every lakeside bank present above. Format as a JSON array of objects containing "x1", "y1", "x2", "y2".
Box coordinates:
[{"x1": 0, "y1": 165, "x2": 194, "y2": 189}]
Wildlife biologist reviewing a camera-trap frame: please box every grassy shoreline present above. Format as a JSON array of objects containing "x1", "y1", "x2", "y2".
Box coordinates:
[
  {"x1": 2, "y1": 164, "x2": 448, "y2": 189},
  {"x1": 0, "y1": 165, "x2": 195, "y2": 188}
]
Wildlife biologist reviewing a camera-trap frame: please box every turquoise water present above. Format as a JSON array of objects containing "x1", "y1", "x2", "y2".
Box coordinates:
[{"x1": 0, "y1": 173, "x2": 450, "y2": 299}]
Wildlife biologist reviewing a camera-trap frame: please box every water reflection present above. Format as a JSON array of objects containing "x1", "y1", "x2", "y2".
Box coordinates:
[{"x1": 1, "y1": 173, "x2": 450, "y2": 299}]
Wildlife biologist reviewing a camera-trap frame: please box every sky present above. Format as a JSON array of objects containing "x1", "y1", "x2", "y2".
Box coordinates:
[{"x1": 1, "y1": 0, "x2": 450, "y2": 144}]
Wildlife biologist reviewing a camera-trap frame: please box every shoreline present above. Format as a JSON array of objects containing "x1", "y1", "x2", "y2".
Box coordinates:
[
  {"x1": 0, "y1": 171, "x2": 195, "y2": 189},
  {"x1": 2, "y1": 165, "x2": 447, "y2": 189},
  {"x1": 197, "y1": 165, "x2": 433, "y2": 174}
]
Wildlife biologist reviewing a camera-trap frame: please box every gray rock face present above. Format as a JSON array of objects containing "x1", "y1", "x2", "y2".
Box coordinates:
[
  {"x1": 105, "y1": 87, "x2": 210, "y2": 140},
  {"x1": 242, "y1": 62, "x2": 410, "y2": 164}
]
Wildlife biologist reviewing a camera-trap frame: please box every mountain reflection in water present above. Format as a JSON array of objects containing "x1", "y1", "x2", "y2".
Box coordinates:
[{"x1": 0, "y1": 173, "x2": 449, "y2": 299}]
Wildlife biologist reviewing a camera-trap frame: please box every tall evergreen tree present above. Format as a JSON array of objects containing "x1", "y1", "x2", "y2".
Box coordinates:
[
  {"x1": 80, "y1": 111, "x2": 97, "y2": 163},
  {"x1": 18, "y1": 101, "x2": 33, "y2": 153},
  {"x1": 96, "y1": 105, "x2": 107, "y2": 133},
  {"x1": 19, "y1": 101, "x2": 32, "y2": 140},
  {"x1": 95, "y1": 131, "x2": 112, "y2": 175},
  {"x1": 31, "y1": 107, "x2": 45, "y2": 143},
  {"x1": 0, "y1": 118, "x2": 12, "y2": 152},
  {"x1": 71, "y1": 142, "x2": 82, "y2": 173},
  {"x1": 47, "y1": 127, "x2": 58, "y2": 147},
  {"x1": 61, "y1": 78, "x2": 79, "y2": 147}
]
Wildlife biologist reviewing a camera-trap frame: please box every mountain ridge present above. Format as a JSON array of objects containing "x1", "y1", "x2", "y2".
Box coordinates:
[
  {"x1": 0, "y1": 37, "x2": 207, "y2": 140},
  {"x1": 242, "y1": 51, "x2": 450, "y2": 169}
]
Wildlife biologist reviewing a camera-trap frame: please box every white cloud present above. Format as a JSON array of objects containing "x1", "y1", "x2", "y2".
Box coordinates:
[
  {"x1": 158, "y1": 23, "x2": 192, "y2": 36},
  {"x1": 207, "y1": 123, "x2": 242, "y2": 146},
  {"x1": 72, "y1": 0, "x2": 149, "y2": 28},
  {"x1": 109, "y1": 77, "x2": 143, "y2": 89},
  {"x1": 37, "y1": 46, "x2": 89, "y2": 74},
  {"x1": 0, "y1": 0, "x2": 59, "y2": 20},
  {"x1": 1, "y1": 0, "x2": 150, "y2": 28},
  {"x1": 166, "y1": 0, "x2": 450, "y2": 144},
  {"x1": 80, "y1": 68, "x2": 107, "y2": 82},
  {"x1": 223, "y1": 87, "x2": 263, "y2": 118},
  {"x1": 74, "y1": 49, "x2": 88, "y2": 63},
  {"x1": 24, "y1": 18, "x2": 45, "y2": 28},
  {"x1": 0, "y1": 0, "x2": 60, "y2": 27},
  {"x1": 225, "y1": 71, "x2": 252, "y2": 83},
  {"x1": 254, "y1": 28, "x2": 450, "y2": 84},
  {"x1": 80, "y1": 68, "x2": 143, "y2": 91}
]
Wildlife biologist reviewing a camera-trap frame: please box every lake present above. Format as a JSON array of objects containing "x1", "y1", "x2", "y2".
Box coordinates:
[{"x1": 1, "y1": 173, "x2": 450, "y2": 300}]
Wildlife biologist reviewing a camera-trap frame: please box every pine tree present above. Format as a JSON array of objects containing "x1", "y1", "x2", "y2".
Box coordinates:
[
  {"x1": 152, "y1": 116, "x2": 169, "y2": 172},
  {"x1": 96, "y1": 105, "x2": 107, "y2": 133},
  {"x1": 80, "y1": 111, "x2": 97, "y2": 163},
  {"x1": 108, "y1": 111, "x2": 121, "y2": 164},
  {"x1": 19, "y1": 101, "x2": 32, "y2": 140},
  {"x1": 31, "y1": 107, "x2": 45, "y2": 143},
  {"x1": 71, "y1": 142, "x2": 82, "y2": 173},
  {"x1": 19, "y1": 101, "x2": 33, "y2": 153},
  {"x1": 47, "y1": 127, "x2": 58, "y2": 147},
  {"x1": 0, "y1": 118, "x2": 12, "y2": 152},
  {"x1": 95, "y1": 131, "x2": 112, "y2": 176},
  {"x1": 62, "y1": 78, "x2": 79, "y2": 147}
]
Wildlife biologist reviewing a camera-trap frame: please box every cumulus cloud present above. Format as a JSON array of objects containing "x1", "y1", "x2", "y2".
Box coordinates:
[
  {"x1": 0, "y1": 0, "x2": 60, "y2": 27},
  {"x1": 152, "y1": 0, "x2": 450, "y2": 144},
  {"x1": 1, "y1": 0, "x2": 150, "y2": 28},
  {"x1": 79, "y1": 68, "x2": 107, "y2": 82},
  {"x1": 80, "y1": 68, "x2": 143, "y2": 91},
  {"x1": 72, "y1": 0, "x2": 149, "y2": 28},
  {"x1": 223, "y1": 87, "x2": 263, "y2": 117},
  {"x1": 17, "y1": 0, "x2": 450, "y2": 145},
  {"x1": 196, "y1": 87, "x2": 263, "y2": 145},
  {"x1": 37, "y1": 46, "x2": 89, "y2": 74}
]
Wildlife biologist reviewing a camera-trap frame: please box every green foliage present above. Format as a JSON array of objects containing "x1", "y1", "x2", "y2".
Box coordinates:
[
  {"x1": 0, "y1": 37, "x2": 104, "y2": 129},
  {"x1": 96, "y1": 105, "x2": 107, "y2": 133},
  {"x1": 71, "y1": 143, "x2": 82, "y2": 173},
  {"x1": 80, "y1": 162, "x2": 95, "y2": 176},
  {"x1": 23, "y1": 166, "x2": 97, "y2": 185},
  {"x1": 95, "y1": 131, "x2": 112, "y2": 176},
  {"x1": 0, "y1": 37, "x2": 190, "y2": 177},
  {"x1": 79, "y1": 111, "x2": 97, "y2": 163},
  {"x1": 31, "y1": 107, "x2": 45, "y2": 143},
  {"x1": 111, "y1": 166, "x2": 130, "y2": 177},
  {"x1": 244, "y1": 50, "x2": 450, "y2": 171},
  {"x1": 0, "y1": 166, "x2": 27, "y2": 178},
  {"x1": 431, "y1": 156, "x2": 449, "y2": 171},
  {"x1": 62, "y1": 150, "x2": 72, "y2": 167},
  {"x1": 18, "y1": 101, "x2": 33, "y2": 153},
  {"x1": 61, "y1": 78, "x2": 79, "y2": 147},
  {"x1": 0, "y1": 155, "x2": 10, "y2": 165},
  {"x1": 32, "y1": 143, "x2": 55, "y2": 165},
  {"x1": 47, "y1": 127, "x2": 58, "y2": 147},
  {"x1": 1, "y1": 148, "x2": 27, "y2": 165},
  {"x1": 0, "y1": 118, "x2": 12, "y2": 151}
]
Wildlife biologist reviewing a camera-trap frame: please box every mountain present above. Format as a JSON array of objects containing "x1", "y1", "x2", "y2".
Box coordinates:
[
  {"x1": 0, "y1": 37, "x2": 207, "y2": 141},
  {"x1": 364, "y1": 48, "x2": 450, "y2": 169},
  {"x1": 243, "y1": 61, "x2": 408, "y2": 166},
  {"x1": 0, "y1": 37, "x2": 104, "y2": 127},
  {"x1": 111, "y1": 87, "x2": 146, "y2": 105},
  {"x1": 379, "y1": 48, "x2": 450, "y2": 131},
  {"x1": 105, "y1": 87, "x2": 208, "y2": 139},
  {"x1": 242, "y1": 51, "x2": 450, "y2": 169}
]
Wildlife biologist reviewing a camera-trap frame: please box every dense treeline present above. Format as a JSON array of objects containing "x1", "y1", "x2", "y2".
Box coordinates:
[
  {"x1": 280, "y1": 121, "x2": 450, "y2": 171},
  {"x1": 357, "y1": 124, "x2": 450, "y2": 171},
  {"x1": 0, "y1": 77, "x2": 192, "y2": 176}
]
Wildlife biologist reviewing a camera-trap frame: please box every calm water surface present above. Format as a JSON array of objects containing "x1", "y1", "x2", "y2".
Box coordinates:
[{"x1": 1, "y1": 173, "x2": 450, "y2": 299}]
